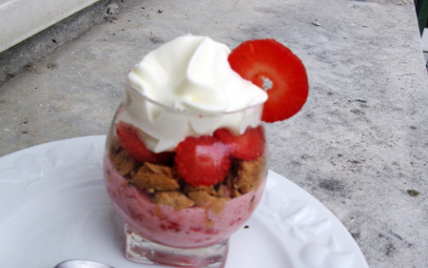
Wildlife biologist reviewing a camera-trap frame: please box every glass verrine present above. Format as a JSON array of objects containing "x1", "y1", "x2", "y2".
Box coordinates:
[{"x1": 103, "y1": 82, "x2": 268, "y2": 268}]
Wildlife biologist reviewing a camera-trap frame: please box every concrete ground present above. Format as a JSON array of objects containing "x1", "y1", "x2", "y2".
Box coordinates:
[{"x1": 0, "y1": 0, "x2": 428, "y2": 267}]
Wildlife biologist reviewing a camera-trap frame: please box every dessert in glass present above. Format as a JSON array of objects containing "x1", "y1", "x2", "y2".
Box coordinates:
[{"x1": 103, "y1": 35, "x2": 308, "y2": 268}]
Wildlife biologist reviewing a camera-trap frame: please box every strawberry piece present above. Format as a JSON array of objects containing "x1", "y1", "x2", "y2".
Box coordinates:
[
  {"x1": 115, "y1": 122, "x2": 175, "y2": 165},
  {"x1": 214, "y1": 126, "x2": 265, "y2": 160},
  {"x1": 175, "y1": 136, "x2": 231, "y2": 186},
  {"x1": 228, "y1": 39, "x2": 309, "y2": 123}
]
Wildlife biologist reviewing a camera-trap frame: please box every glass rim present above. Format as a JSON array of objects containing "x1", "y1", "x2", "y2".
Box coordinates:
[{"x1": 124, "y1": 72, "x2": 265, "y2": 117}]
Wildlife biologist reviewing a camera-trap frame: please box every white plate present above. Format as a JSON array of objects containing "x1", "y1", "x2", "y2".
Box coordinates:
[{"x1": 0, "y1": 136, "x2": 368, "y2": 268}]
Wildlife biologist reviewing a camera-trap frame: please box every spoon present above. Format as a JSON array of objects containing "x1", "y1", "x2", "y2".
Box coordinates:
[{"x1": 54, "y1": 259, "x2": 115, "y2": 268}]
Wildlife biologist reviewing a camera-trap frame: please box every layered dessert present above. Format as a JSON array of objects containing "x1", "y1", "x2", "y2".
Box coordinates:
[
  {"x1": 104, "y1": 35, "x2": 269, "y2": 249},
  {"x1": 104, "y1": 123, "x2": 267, "y2": 249},
  {"x1": 103, "y1": 34, "x2": 308, "y2": 265}
]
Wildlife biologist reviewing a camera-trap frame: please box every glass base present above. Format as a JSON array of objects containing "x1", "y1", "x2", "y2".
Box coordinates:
[{"x1": 124, "y1": 224, "x2": 229, "y2": 268}]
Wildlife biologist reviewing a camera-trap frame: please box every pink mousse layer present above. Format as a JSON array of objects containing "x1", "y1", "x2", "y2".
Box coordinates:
[{"x1": 103, "y1": 156, "x2": 265, "y2": 248}]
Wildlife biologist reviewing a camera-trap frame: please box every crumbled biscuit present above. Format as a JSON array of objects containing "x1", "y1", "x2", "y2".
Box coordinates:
[
  {"x1": 153, "y1": 191, "x2": 195, "y2": 211},
  {"x1": 225, "y1": 171, "x2": 241, "y2": 198},
  {"x1": 215, "y1": 184, "x2": 227, "y2": 197},
  {"x1": 188, "y1": 191, "x2": 226, "y2": 213},
  {"x1": 234, "y1": 156, "x2": 265, "y2": 194},
  {"x1": 184, "y1": 183, "x2": 227, "y2": 197},
  {"x1": 187, "y1": 191, "x2": 213, "y2": 206},
  {"x1": 109, "y1": 135, "x2": 122, "y2": 161},
  {"x1": 132, "y1": 162, "x2": 180, "y2": 192},
  {"x1": 217, "y1": 184, "x2": 230, "y2": 198},
  {"x1": 183, "y1": 184, "x2": 217, "y2": 196},
  {"x1": 113, "y1": 150, "x2": 136, "y2": 176}
]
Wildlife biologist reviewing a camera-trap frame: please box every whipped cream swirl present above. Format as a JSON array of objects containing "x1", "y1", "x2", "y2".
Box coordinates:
[{"x1": 118, "y1": 35, "x2": 268, "y2": 152}]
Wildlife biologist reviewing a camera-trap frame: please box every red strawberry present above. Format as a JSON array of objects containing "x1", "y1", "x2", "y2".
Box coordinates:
[
  {"x1": 175, "y1": 136, "x2": 231, "y2": 186},
  {"x1": 214, "y1": 126, "x2": 265, "y2": 160},
  {"x1": 115, "y1": 122, "x2": 175, "y2": 165},
  {"x1": 228, "y1": 39, "x2": 309, "y2": 123}
]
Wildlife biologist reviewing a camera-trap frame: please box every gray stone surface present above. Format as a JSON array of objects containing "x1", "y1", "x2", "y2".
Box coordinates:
[{"x1": 0, "y1": 0, "x2": 427, "y2": 267}]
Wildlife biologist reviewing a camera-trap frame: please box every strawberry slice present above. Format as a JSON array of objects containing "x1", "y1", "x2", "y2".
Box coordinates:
[
  {"x1": 228, "y1": 39, "x2": 309, "y2": 123},
  {"x1": 214, "y1": 126, "x2": 265, "y2": 160},
  {"x1": 175, "y1": 136, "x2": 231, "y2": 186},
  {"x1": 115, "y1": 122, "x2": 175, "y2": 165}
]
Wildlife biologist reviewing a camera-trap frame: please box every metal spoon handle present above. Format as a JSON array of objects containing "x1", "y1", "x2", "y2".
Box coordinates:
[{"x1": 55, "y1": 259, "x2": 115, "y2": 268}]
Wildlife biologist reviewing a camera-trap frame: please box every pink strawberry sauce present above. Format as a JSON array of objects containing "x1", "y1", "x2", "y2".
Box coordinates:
[{"x1": 103, "y1": 156, "x2": 265, "y2": 249}]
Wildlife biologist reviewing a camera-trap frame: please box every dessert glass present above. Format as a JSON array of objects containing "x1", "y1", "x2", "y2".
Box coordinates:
[{"x1": 103, "y1": 82, "x2": 268, "y2": 268}]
